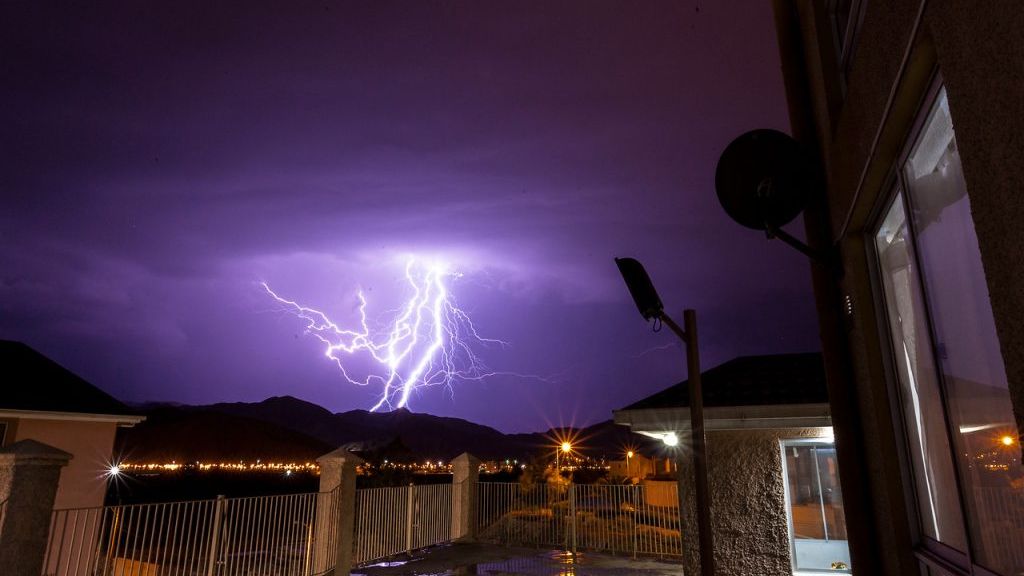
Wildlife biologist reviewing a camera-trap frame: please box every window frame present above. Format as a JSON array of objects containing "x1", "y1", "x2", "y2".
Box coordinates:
[
  {"x1": 826, "y1": 0, "x2": 867, "y2": 84},
  {"x1": 779, "y1": 435, "x2": 853, "y2": 575},
  {"x1": 867, "y1": 74, "x2": 1009, "y2": 576}
]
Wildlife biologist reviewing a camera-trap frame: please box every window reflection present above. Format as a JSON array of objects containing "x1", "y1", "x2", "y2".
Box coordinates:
[
  {"x1": 876, "y1": 194, "x2": 968, "y2": 549},
  {"x1": 904, "y1": 90, "x2": 1024, "y2": 574},
  {"x1": 875, "y1": 87, "x2": 1024, "y2": 574}
]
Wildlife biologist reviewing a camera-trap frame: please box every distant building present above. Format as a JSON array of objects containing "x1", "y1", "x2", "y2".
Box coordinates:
[
  {"x1": 615, "y1": 352, "x2": 847, "y2": 575},
  {"x1": 773, "y1": 2, "x2": 1024, "y2": 575},
  {"x1": 0, "y1": 340, "x2": 143, "y2": 509},
  {"x1": 607, "y1": 452, "x2": 673, "y2": 481}
]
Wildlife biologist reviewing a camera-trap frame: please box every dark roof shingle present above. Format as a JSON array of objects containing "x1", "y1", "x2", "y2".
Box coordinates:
[
  {"x1": 621, "y1": 352, "x2": 827, "y2": 411},
  {"x1": 0, "y1": 340, "x2": 137, "y2": 416}
]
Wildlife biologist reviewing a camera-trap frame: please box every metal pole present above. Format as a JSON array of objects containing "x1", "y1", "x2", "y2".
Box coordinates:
[
  {"x1": 405, "y1": 484, "x2": 415, "y2": 555},
  {"x1": 569, "y1": 483, "x2": 577, "y2": 557},
  {"x1": 660, "y1": 310, "x2": 715, "y2": 576},
  {"x1": 206, "y1": 495, "x2": 226, "y2": 576},
  {"x1": 684, "y1": 309, "x2": 715, "y2": 576}
]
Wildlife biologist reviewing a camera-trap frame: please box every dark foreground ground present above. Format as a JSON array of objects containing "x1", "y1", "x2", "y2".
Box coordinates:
[{"x1": 352, "y1": 543, "x2": 682, "y2": 576}]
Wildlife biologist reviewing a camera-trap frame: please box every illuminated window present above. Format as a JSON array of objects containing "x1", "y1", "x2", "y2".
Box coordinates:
[
  {"x1": 781, "y1": 438, "x2": 851, "y2": 573},
  {"x1": 874, "y1": 85, "x2": 1023, "y2": 574}
]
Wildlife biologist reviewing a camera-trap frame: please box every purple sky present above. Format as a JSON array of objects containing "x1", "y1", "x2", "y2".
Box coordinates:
[{"x1": 1, "y1": 0, "x2": 819, "y2": 432}]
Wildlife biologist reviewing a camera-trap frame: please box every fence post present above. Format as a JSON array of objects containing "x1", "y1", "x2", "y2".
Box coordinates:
[
  {"x1": 405, "y1": 484, "x2": 415, "y2": 554},
  {"x1": 632, "y1": 484, "x2": 639, "y2": 559},
  {"x1": 0, "y1": 439, "x2": 72, "y2": 576},
  {"x1": 206, "y1": 495, "x2": 226, "y2": 576},
  {"x1": 569, "y1": 484, "x2": 577, "y2": 557},
  {"x1": 317, "y1": 448, "x2": 364, "y2": 576},
  {"x1": 450, "y1": 453, "x2": 480, "y2": 542}
]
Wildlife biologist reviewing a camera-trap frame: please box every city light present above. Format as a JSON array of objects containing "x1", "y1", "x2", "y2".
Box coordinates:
[
  {"x1": 1001, "y1": 435, "x2": 1015, "y2": 446},
  {"x1": 561, "y1": 442, "x2": 572, "y2": 453},
  {"x1": 663, "y1": 432, "x2": 679, "y2": 447},
  {"x1": 627, "y1": 451, "x2": 634, "y2": 458},
  {"x1": 108, "y1": 464, "x2": 121, "y2": 477}
]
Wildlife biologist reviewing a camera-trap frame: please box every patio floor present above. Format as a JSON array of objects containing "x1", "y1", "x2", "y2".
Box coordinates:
[{"x1": 352, "y1": 543, "x2": 683, "y2": 576}]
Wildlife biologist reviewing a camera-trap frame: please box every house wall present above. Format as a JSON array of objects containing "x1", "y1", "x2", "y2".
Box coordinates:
[
  {"x1": 778, "y1": 1, "x2": 1024, "y2": 574},
  {"x1": 14, "y1": 418, "x2": 119, "y2": 509},
  {"x1": 676, "y1": 426, "x2": 832, "y2": 576}
]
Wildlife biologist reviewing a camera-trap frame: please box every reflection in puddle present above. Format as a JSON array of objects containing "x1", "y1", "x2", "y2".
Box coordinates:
[
  {"x1": 354, "y1": 547, "x2": 681, "y2": 576},
  {"x1": 457, "y1": 550, "x2": 676, "y2": 576}
]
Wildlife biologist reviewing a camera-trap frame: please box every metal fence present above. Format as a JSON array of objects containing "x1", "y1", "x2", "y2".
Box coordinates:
[
  {"x1": 352, "y1": 483, "x2": 453, "y2": 566},
  {"x1": 476, "y1": 482, "x2": 682, "y2": 558},
  {"x1": 42, "y1": 490, "x2": 341, "y2": 576}
]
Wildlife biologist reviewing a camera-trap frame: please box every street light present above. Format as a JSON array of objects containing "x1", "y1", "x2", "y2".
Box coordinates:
[
  {"x1": 615, "y1": 256, "x2": 715, "y2": 576},
  {"x1": 556, "y1": 441, "x2": 572, "y2": 473}
]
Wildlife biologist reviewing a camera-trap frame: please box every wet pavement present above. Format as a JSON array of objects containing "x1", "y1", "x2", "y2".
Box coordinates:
[{"x1": 352, "y1": 543, "x2": 683, "y2": 576}]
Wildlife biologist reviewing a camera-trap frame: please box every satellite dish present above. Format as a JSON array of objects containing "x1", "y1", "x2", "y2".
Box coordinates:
[{"x1": 715, "y1": 129, "x2": 814, "y2": 232}]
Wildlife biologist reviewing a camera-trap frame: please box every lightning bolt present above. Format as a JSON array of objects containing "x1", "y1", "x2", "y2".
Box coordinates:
[{"x1": 262, "y1": 259, "x2": 506, "y2": 411}]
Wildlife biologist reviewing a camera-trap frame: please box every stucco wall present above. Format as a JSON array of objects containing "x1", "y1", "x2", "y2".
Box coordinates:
[
  {"x1": 14, "y1": 418, "x2": 119, "y2": 509},
  {"x1": 675, "y1": 427, "x2": 833, "y2": 576}
]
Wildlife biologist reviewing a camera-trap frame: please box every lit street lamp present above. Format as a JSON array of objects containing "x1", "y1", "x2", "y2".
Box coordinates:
[
  {"x1": 615, "y1": 256, "x2": 715, "y2": 576},
  {"x1": 626, "y1": 450, "x2": 634, "y2": 479},
  {"x1": 556, "y1": 441, "x2": 572, "y2": 473}
]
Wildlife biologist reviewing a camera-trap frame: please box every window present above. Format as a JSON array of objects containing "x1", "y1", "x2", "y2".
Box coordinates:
[
  {"x1": 781, "y1": 438, "x2": 852, "y2": 573},
  {"x1": 874, "y1": 86, "x2": 1024, "y2": 574}
]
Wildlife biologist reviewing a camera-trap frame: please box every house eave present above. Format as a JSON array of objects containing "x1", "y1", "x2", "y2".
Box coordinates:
[
  {"x1": 0, "y1": 409, "x2": 145, "y2": 426},
  {"x1": 613, "y1": 403, "x2": 832, "y2": 433}
]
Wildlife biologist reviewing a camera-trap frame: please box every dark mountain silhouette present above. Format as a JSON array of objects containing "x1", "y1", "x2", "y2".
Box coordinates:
[
  {"x1": 120, "y1": 396, "x2": 663, "y2": 462},
  {"x1": 115, "y1": 407, "x2": 332, "y2": 463}
]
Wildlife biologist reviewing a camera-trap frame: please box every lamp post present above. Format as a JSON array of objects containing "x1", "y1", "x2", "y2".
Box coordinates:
[
  {"x1": 615, "y1": 257, "x2": 715, "y2": 576},
  {"x1": 626, "y1": 450, "x2": 634, "y2": 479}
]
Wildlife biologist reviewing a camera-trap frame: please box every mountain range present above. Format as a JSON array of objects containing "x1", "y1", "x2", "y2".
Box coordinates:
[{"x1": 116, "y1": 395, "x2": 663, "y2": 463}]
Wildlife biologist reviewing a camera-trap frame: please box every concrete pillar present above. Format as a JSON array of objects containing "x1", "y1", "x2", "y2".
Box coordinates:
[
  {"x1": 316, "y1": 448, "x2": 364, "y2": 576},
  {"x1": 450, "y1": 452, "x2": 480, "y2": 541},
  {"x1": 0, "y1": 439, "x2": 72, "y2": 576}
]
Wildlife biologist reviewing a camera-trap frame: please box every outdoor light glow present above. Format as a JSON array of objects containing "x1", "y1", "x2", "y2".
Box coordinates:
[
  {"x1": 662, "y1": 432, "x2": 679, "y2": 447},
  {"x1": 627, "y1": 450, "x2": 634, "y2": 458},
  {"x1": 561, "y1": 442, "x2": 572, "y2": 453},
  {"x1": 1001, "y1": 435, "x2": 1015, "y2": 446},
  {"x1": 264, "y1": 258, "x2": 507, "y2": 411}
]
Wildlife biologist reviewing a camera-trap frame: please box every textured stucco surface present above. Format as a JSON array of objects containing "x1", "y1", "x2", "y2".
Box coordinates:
[{"x1": 676, "y1": 428, "x2": 832, "y2": 576}]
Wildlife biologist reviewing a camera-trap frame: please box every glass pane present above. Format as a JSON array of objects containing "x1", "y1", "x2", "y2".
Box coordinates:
[
  {"x1": 905, "y1": 88, "x2": 1024, "y2": 574},
  {"x1": 875, "y1": 193, "x2": 968, "y2": 550},
  {"x1": 784, "y1": 442, "x2": 852, "y2": 572}
]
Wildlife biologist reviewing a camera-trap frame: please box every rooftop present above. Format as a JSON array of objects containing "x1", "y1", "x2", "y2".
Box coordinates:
[
  {"x1": 620, "y1": 352, "x2": 827, "y2": 411},
  {"x1": 0, "y1": 340, "x2": 140, "y2": 418}
]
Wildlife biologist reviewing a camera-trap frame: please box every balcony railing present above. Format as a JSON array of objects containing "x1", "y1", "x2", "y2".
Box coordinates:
[{"x1": 476, "y1": 481, "x2": 682, "y2": 558}]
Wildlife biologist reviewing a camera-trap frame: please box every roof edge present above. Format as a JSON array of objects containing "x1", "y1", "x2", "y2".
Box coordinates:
[{"x1": 0, "y1": 409, "x2": 145, "y2": 426}]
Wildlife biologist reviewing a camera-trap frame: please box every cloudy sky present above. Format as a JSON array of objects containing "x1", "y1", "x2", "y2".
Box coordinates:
[{"x1": 1, "y1": 0, "x2": 818, "y2": 432}]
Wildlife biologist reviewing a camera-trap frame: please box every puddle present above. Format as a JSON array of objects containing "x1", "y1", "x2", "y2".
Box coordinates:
[{"x1": 353, "y1": 545, "x2": 681, "y2": 576}]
